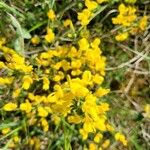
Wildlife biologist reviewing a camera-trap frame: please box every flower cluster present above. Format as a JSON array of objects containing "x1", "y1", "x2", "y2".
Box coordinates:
[
  {"x1": 112, "y1": 3, "x2": 148, "y2": 41},
  {"x1": 0, "y1": 34, "x2": 128, "y2": 148},
  {"x1": 78, "y1": 0, "x2": 108, "y2": 26}
]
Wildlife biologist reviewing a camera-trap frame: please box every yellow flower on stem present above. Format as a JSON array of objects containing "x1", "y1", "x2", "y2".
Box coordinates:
[
  {"x1": 45, "y1": 28, "x2": 55, "y2": 43},
  {"x1": 78, "y1": 9, "x2": 93, "y2": 26},
  {"x1": 38, "y1": 106, "x2": 48, "y2": 117},
  {"x1": 1, "y1": 128, "x2": 10, "y2": 134},
  {"x1": 22, "y1": 75, "x2": 33, "y2": 90},
  {"x1": 42, "y1": 76, "x2": 50, "y2": 90},
  {"x1": 139, "y1": 16, "x2": 148, "y2": 31},
  {"x1": 63, "y1": 19, "x2": 74, "y2": 30},
  {"x1": 31, "y1": 36, "x2": 40, "y2": 45},
  {"x1": 20, "y1": 100, "x2": 32, "y2": 113},
  {"x1": 85, "y1": 0, "x2": 98, "y2": 11},
  {"x1": 115, "y1": 32, "x2": 128, "y2": 41},
  {"x1": 3, "y1": 102, "x2": 17, "y2": 111},
  {"x1": 94, "y1": 133, "x2": 103, "y2": 143},
  {"x1": 115, "y1": 132, "x2": 128, "y2": 146},
  {"x1": 78, "y1": 38, "x2": 89, "y2": 51},
  {"x1": 102, "y1": 139, "x2": 110, "y2": 149},
  {"x1": 47, "y1": 9, "x2": 56, "y2": 21}
]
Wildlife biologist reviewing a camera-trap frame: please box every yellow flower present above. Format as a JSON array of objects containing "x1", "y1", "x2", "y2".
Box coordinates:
[
  {"x1": 112, "y1": 4, "x2": 137, "y2": 27},
  {"x1": 97, "y1": 0, "x2": 108, "y2": 4},
  {"x1": 40, "y1": 118, "x2": 49, "y2": 132},
  {"x1": 144, "y1": 104, "x2": 150, "y2": 118},
  {"x1": 98, "y1": 103, "x2": 110, "y2": 113},
  {"x1": 68, "y1": 115, "x2": 82, "y2": 124},
  {"x1": 106, "y1": 124, "x2": 115, "y2": 132},
  {"x1": 85, "y1": 0, "x2": 98, "y2": 11},
  {"x1": 70, "y1": 81, "x2": 89, "y2": 97},
  {"x1": 0, "y1": 77, "x2": 14, "y2": 85},
  {"x1": 78, "y1": 38, "x2": 89, "y2": 50},
  {"x1": 78, "y1": 9, "x2": 92, "y2": 26},
  {"x1": 31, "y1": 36, "x2": 40, "y2": 45},
  {"x1": 42, "y1": 76, "x2": 50, "y2": 90},
  {"x1": 71, "y1": 60, "x2": 82, "y2": 69},
  {"x1": 3, "y1": 102, "x2": 17, "y2": 111},
  {"x1": 13, "y1": 135, "x2": 20, "y2": 143},
  {"x1": 79, "y1": 128, "x2": 88, "y2": 140},
  {"x1": 139, "y1": 16, "x2": 148, "y2": 31},
  {"x1": 38, "y1": 106, "x2": 48, "y2": 117},
  {"x1": 102, "y1": 139, "x2": 110, "y2": 149},
  {"x1": 115, "y1": 32, "x2": 128, "y2": 41},
  {"x1": 94, "y1": 133, "x2": 103, "y2": 143},
  {"x1": 92, "y1": 74, "x2": 104, "y2": 84},
  {"x1": 51, "y1": 114, "x2": 60, "y2": 125},
  {"x1": 91, "y1": 38, "x2": 101, "y2": 48},
  {"x1": 20, "y1": 101, "x2": 32, "y2": 113},
  {"x1": 0, "y1": 61, "x2": 6, "y2": 68},
  {"x1": 45, "y1": 28, "x2": 55, "y2": 43},
  {"x1": 94, "y1": 87, "x2": 110, "y2": 97},
  {"x1": 89, "y1": 142, "x2": 97, "y2": 150},
  {"x1": 47, "y1": 9, "x2": 56, "y2": 21},
  {"x1": 63, "y1": 19, "x2": 74, "y2": 30},
  {"x1": 12, "y1": 89, "x2": 21, "y2": 98},
  {"x1": 1, "y1": 128, "x2": 10, "y2": 134},
  {"x1": 82, "y1": 70, "x2": 92, "y2": 85},
  {"x1": 22, "y1": 75, "x2": 33, "y2": 90},
  {"x1": 115, "y1": 132, "x2": 128, "y2": 146}
]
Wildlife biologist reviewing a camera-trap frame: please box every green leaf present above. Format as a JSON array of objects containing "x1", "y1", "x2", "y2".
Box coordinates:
[
  {"x1": 0, "y1": 2, "x2": 25, "y2": 19},
  {"x1": 22, "y1": 28, "x2": 31, "y2": 39},
  {"x1": 8, "y1": 13, "x2": 24, "y2": 56}
]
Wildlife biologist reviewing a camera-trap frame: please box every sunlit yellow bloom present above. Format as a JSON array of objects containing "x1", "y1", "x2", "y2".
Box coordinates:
[
  {"x1": 106, "y1": 124, "x2": 115, "y2": 132},
  {"x1": 68, "y1": 115, "x2": 82, "y2": 124},
  {"x1": 79, "y1": 128, "x2": 88, "y2": 140},
  {"x1": 71, "y1": 60, "x2": 82, "y2": 69},
  {"x1": 20, "y1": 101, "x2": 32, "y2": 113},
  {"x1": 97, "y1": 0, "x2": 108, "y2": 4},
  {"x1": 115, "y1": 32, "x2": 128, "y2": 41},
  {"x1": 78, "y1": 38, "x2": 89, "y2": 50},
  {"x1": 93, "y1": 74, "x2": 104, "y2": 84},
  {"x1": 47, "y1": 9, "x2": 56, "y2": 21},
  {"x1": 40, "y1": 118, "x2": 49, "y2": 132},
  {"x1": 98, "y1": 103, "x2": 110, "y2": 113},
  {"x1": 45, "y1": 28, "x2": 55, "y2": 43},
  {"x1": 89, "y1": 142, "x2": 97, "y2": 150},
  {"x1": 94, "y1": 133, "x2": 103, "y2": 143},
  {"x1": 31, "y1": 36, "x2": 40, "y2": 45},
  {"x1": 3, "y1": 102, "x2": 17, "y2": 111},
  {"x1": 22, "y1": 75, "x2": 33, "y2": 90},
  {"x1": 91, "y1": 38, "x2": 101, "y2": 48},
  {"x1": 13, "y1": 135, "x2": 20, "y2": 143},
  {"x1": 0, "y1": 77, "x2": 14, "y2": 85},
  {"x1": 12, "y1": 89, "x2": 21, "y2": 98},
  {"x1": 63, "y1": 19, "x2": 74, "y2": 30},
  {"x1": 115, "y1": 132, "x2": 128, "y2": 146},
  {"x1": 70, "y1": 81, "x2": 89, "y2": 97},
  {"x1": 42, "y1": 76, "x2": 50, "y2": 90},
  {"x1": 112, "y1": 3, "x2": 136, "y2": 27},
  {"x1": 78, "y1": 9, "x2": 92, "y2": 26},
  {"x1": 85, "y1": 0, "x2": 98, "y2": 10},
  {"x1": 144, "y1": 104, "x2": 150, "y2": 118},
  {"x1": 0, "y1": 61, "x2": 6, "y2": 68},
  {"x1": 139, "y1": 16, "x2": 148, "y2": 31},
  {"x1": 82, "y1": 70, "x2": 92, "y2": 85},
  {"x1": 102, "y1": 139, "x2": 110, "y2": 148},
  {"x1": 51, "y1": 114, "x2": 60, "y2": 125},
  {"x1": 1, "y1": 128, "x2": 10, "y2": 135},
  {"x1": 38, "y1": 106, "x2": 48, "y2": 117},
  {"x1": 94, "y1": 87, "x2": 110, "y2": 97}
]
